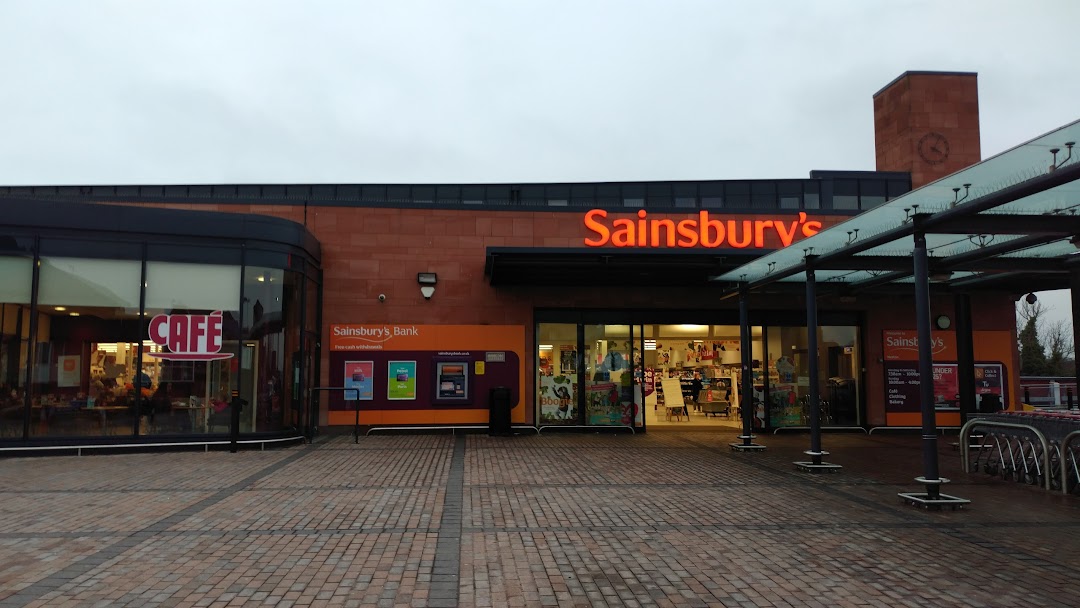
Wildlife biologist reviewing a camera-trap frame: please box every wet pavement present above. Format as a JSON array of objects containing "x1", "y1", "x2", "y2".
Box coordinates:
[{"x1": 0, "y1": 430, "x2": 1077, "y2": 607}]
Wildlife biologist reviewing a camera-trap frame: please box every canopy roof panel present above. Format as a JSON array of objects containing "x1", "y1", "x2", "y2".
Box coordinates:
[{"x1": 715, "y1": 119, "x2": 1080, "y2": 290}]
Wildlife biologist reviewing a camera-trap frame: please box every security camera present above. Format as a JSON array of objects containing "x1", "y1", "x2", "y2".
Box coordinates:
[{"x1": 378, "y1": 294, "x2": 387, "y2": 302}]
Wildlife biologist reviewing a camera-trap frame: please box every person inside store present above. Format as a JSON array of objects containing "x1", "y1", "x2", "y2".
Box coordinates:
[{"x1": 690, "y1": 372, "x2": 704, "y2": 413}]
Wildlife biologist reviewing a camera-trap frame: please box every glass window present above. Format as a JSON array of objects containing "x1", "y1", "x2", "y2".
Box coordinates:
[
  {"x1": 243, "y1": 268, "x2": 302, "y2": 432},
  {"x1": 804, "y1": 182, "x2": 821, "y2": 209},
  {"x1": 386, "y1": 186, "x2": 410, "y2": 203},
  {"x1": 726, "y1": 182, "x2": 750, "y2": 208},
  {"x1": 486, "y1": 186, "x2": 510, "y2": 206},
  {"x1": 751, "y1": 182, "x2": 777, "y2": 209},
  {"x1": 436, "y1": 186, "x2": 460, "y2": 205},
  {"x1": 646, "y1": 183, "x2": 673, "y2": 208},
  {"x1": 859, "y1": 180, "x2": 887, "y2": 209},
  {"x1": 0, "y1": 256, "x2": 33, "y2": 439},
  {"x1": 833, "y1": 179, "x2": 859, "y2": 210},
  {"x1": 821, "y1": 326, "x2": 860, "y2": 426},
  {"x1": 622, "y1": 184, "x2": 645, "y2": 208},
  {"x1": 778, "y1": 182, "x2": 802, "y2": 209},
  {"x1": 765, "y1": 325, "x2": 860, "y2": 428},
  {"x1": 546, "y1": 185, "x2": 569, "y2": 207},
  {"x1": 32, "y1": 257, "x2": 143, "y2": 439},
  {"x1": 519, "y1": 186, "x2": 544, "y2": 206},
  {"x1": 412, "y1": 186, "x2": 435, "y2": 204},
  {"x1": 584, "y1": 325, "x2": 637, "y2": 427},
  {"x1": 138, "y1": 261, "x2": 243, "y2": 437},
  {"x1": 700, "y1": 183, "x2": 724, "y2": 208},
  {"x1": 305, "y1": 277, "x2": 318, "y2": 333},
  {"x1": 537, "y1": 324, "x2": 578, "y2": 426},
  {"x1": 673, "y1": 183, "x2": 698, "y2": 208},
  {"x1": 887, "y1": 179, "x2": 910, "y2": 200},
  {"x1": 570, "y1": 184, "x2": 595, "y2": 207},
  {"x1": 462, "y1": 186, "x2": 484, "y2": 205},
  {"x1": 595, "y1": 184, "x2": 620, "y2": 207},
  {"x1": 361, "y1": 186, "x2": 386, "y2": 203}
]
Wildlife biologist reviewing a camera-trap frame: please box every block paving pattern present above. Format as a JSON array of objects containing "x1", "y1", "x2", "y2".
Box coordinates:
[{"x1": 0, "y1": 431, "x2": 1077, "y2": 607}]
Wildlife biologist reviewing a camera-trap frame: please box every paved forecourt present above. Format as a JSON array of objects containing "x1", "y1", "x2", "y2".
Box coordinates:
[{"x1": 0, "y1": 431, "x2": 1077, "y2": 607}]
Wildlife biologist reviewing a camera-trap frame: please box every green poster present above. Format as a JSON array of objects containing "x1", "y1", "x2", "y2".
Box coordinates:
[{"x1": 387, "y1": 361, "x2": 417, "y2": 400}]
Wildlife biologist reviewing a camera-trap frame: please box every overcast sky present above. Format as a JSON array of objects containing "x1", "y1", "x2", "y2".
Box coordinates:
[{"x1": 2, "y1": 0, "x2": 1078, "y2": 328}]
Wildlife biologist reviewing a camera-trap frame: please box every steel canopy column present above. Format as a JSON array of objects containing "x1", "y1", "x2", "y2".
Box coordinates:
[
  {"x1": 731, "y1": 284, "x2": 765, "y2": 452},
  {"x1": 1071, "y1": 272, "x2": 1080, "y2": 411},
  {"x1": 915, "y1": 232, "x2": 940, "y2": 495},
  {"x1": 954, "y1": 294, "x2": 976, "y2": 423},
  {"x1": 898, "y1": 226, "x2": 968, "y2": 508},
  {"x1": 794, "y1": 259, "x2": 839, "y2": 472}
]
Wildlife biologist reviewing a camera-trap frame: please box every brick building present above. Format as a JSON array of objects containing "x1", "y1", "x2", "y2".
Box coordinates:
[{"x1": 0, "y1": 71, "x2": 1030, "y2": 449}]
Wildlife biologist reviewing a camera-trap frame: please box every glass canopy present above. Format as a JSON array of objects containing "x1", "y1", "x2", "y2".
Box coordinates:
[{"x1": 715, "y1": 119, "x2": 1080, "y2": 288}]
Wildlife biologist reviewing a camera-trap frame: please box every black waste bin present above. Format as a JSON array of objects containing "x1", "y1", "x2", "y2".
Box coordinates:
[
  {"x1": 489, "y1": 386, "x2": 512, "y2": 436},
  {"x1": 978, "y1": 393, "x2": 1002, "y2": 413}
]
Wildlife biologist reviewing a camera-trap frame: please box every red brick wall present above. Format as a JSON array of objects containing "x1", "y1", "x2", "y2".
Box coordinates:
[
  {"x1": 109, "y1": 201, "x2": 1018, "y2": 427},
  {"x1": 874, "y1": 72, "x2": 981, "y2": 188}
]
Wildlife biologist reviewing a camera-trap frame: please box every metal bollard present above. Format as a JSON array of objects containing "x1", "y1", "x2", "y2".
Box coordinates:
[{"x1": 1024, "y1": 387, "x2": 1031, "y2": 406}]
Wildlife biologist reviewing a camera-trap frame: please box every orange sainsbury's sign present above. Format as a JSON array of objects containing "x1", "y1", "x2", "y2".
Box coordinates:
[{"x1": 583, "y1": 209, "x2": 822, "y2": 249}]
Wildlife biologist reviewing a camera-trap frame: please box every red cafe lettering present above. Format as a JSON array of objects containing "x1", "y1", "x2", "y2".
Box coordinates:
[
  {"x1": 146, "y1": 311, "x2": 234, "y2": 361},
  {"x1": 583, "y1": 209, "x2": 822, "y2": 249}
]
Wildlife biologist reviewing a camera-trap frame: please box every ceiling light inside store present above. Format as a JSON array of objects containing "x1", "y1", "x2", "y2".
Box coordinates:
[
  {"x1": 98, "y1": 343, "x2": 118, "y2": 353},
  {"x1": 539, "y1": 344, "x2": 553, "y2": 350},
  {"x1": 257, "y1": 276, "x2": 265, "y2": 282},
  {"x1": 54, "y1": 306, "x2": 66, "y2": 311},
  {"x1": 644, "y1": 340, "x2": 657, "y2": 351},
  {"x1": 69, "y1": 312, "x2": 79, "y2": 316}
]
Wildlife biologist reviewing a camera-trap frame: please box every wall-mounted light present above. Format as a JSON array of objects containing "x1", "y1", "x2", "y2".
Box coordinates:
[{"x1": 418, "y1": 272, "x2": 437, "y2": 300}]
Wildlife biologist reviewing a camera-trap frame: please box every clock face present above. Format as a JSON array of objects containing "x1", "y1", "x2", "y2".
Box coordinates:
[
  {"x1": 918, "y1": 132, "x2": 950, "y2": 165},
  {"x1": 935, "y1": 315, "x2": 952, "y2": 330}
]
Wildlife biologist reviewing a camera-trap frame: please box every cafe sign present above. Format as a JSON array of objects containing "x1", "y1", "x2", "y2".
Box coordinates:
[
  {"x1": 147, "y1": 311, "x2": 234, "y2": 361},
  {"x1": 583, "y1": 209, "x2": 822, "y2": 249}
]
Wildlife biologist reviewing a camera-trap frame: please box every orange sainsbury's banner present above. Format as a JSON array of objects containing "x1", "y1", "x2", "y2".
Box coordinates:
[
  {"x1": 330, "y1": 324, "x2": 523, "y2": 352},
  {"x1": 582, "y1": 209, "x2": 831, "y2": 249},
  {"x1": 326, "y1": 324, "x2": 527, "y2": 427},
  {"x1": 882, "y1": 329, "x2": 1016, "y2": 426},
  {"x1": 883, "y1": 330, "x2": 956, "y2": 361}
]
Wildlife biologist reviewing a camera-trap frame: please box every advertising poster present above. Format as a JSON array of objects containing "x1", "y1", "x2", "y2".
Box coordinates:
[
  {"x1": 885, "y1": 362, "x2": 1004, "y2": 411},
  {"x1": 387, "y1": 361, "x2": 417, "y2": 400},
  {"x1": 539, "y1": 375, "x2": 576, "y2": 423},
  {"x1": 882, "y1": 330, "x2": 1010, "y2": 418},
  {"x1": 343, "y1": 361, "x2": 374, "y2": 400},
  {"x1": 58, "y1": 355, "x2": 81, "y2": 387},
  {"x1": 559, "y1": 346, "x2": 577, "y2": 373},
  {"x1": 586, "y1": 382, "x2": 625, "y2": 425}
]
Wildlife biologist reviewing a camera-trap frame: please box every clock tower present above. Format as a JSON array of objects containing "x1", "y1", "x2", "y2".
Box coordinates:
[{"x1": 873, "y1": 71, "x2": 981, "y2": 188}]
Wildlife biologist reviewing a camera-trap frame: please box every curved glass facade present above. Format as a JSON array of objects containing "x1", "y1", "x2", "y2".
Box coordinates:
[{"x1": 0, "y1": 205, "x2": 321, "y2": 446}]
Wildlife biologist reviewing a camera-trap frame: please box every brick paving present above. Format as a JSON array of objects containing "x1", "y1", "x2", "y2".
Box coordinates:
[{"x1": 0, "y1": 431, "x2": 1077, "y2": 607}]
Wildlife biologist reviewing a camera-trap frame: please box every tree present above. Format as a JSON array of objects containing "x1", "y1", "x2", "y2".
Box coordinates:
[
  {"x1": 1018, "y1": 300, "x2": 1049, "y2": 375},
  {"x1": 1043, "y1": 319, "x2": 1075, "y2": 377}
]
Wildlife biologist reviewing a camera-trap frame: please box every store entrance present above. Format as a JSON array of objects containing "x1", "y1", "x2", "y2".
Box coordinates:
[
  {"x1": 641, "y1": 324, "x2": 759, "y2": 429},
  {"x1": 536, "y1": 321, "x2": 766, "y2": 431},
  {"x1": 536, "y1": 316, "x2": 863, "y2": 432}
]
